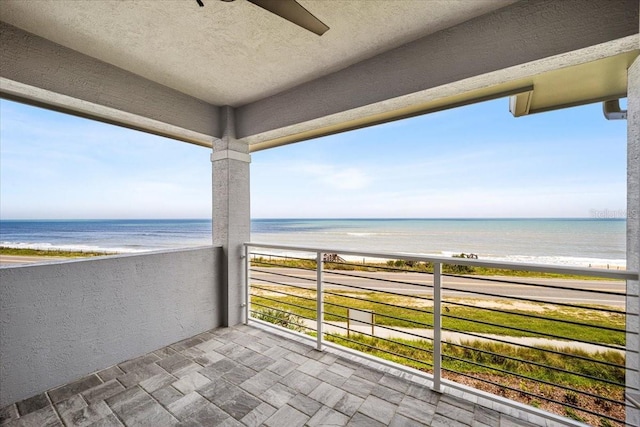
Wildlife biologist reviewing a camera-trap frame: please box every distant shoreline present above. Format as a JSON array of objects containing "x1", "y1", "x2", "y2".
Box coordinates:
[
  {"x1": 0, "y1": 217, "x2": 628, "y2": 221},
  {"x1": 1, "y1": 218, "x2": 626, "y2": 270},
  {"x1": 1, "y1": 247, "x2": 624, "y2": 279},
  {"x1": 0, "y1": 247, "x2": 118, "y2": 266}
]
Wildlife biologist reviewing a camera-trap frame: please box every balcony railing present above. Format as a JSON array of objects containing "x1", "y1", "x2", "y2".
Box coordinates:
[{"x1": 244, "y1": 242, "x2": 638, "y2": 427}]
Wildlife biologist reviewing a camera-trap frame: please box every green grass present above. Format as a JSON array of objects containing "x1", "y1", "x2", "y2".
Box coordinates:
[
  {"x1": 324, "y1": 333, "x2": 624, "y2": 389},
  {"x1": 250, "y1": 287, "x2": 625, "y2": 346},
  {"x1": 251, "y1": 286, "x2": 626, "y2": 426},
  {"x1": 251, "y1": 256, "x2": 620, "y2": 280},
  {"x1": 0, "y1": 247, "x2": 114, "y2": 258},
  {"x1": 321, "y1": 332, "x2": 624, "y2": 426}
]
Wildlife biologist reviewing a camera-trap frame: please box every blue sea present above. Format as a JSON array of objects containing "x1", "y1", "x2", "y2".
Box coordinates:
[{"x1": 0, "y1": 218, "x2": 626, "y2": 268}]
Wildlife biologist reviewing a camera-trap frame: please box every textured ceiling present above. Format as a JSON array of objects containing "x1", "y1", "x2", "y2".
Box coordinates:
[{"x1": 0, "y1": 0, "x2": 515, "y2": 106}]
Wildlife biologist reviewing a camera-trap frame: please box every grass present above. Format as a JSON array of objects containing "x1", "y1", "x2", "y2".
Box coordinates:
[
  {"x1": 250, "y1": 287, "x2": 625, "y2": 346},
  {"x1": 252, "y1": 282, "x2": 627, "y2": 425},
  {"x1": 252, "y1": 307, "x2": 306, "y2": 332},
  {"x1": 251, "y1": 256, "x2": 620, "y2": 280},
  {"x1": 324, "y1": 333, "x2": 624, "y2": 389},
  {"x1": 0, "y1": 247, "x2": 114, "y2": 258},
  {"x1": 253, "y1": 305, "x2": 626, "y2": 425}
]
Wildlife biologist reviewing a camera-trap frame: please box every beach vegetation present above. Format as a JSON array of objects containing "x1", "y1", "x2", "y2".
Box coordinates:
[
  {"x1": 252, "y1": 307, "x2": 305, "y2": 332},
  {"x1": 322, "y1": 333, "x2": 624, "y2": 388},
  {"x1": 250, "y1": 287, "x2": 625, "y2": 346},
  {"x1": 251, "y1": 286, "x2": 626, "y2": 425},
  {"x1": 0, "y1": 247, "x2": 113, "y2": 258},
  {"x1": 251, "y1": 256, "x2": 616, "y2": 281}
]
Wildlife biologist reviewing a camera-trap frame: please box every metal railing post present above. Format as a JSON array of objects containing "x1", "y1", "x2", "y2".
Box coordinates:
[
  {"x1": 317, "y1": 251, "x2": 324, "y2": 351},
  {"x1": 433, "y1": 262, "x2": 442, "y2": 392},
  {"x1": 244, "y1": 244, "x2": 250, "y2": 324}
]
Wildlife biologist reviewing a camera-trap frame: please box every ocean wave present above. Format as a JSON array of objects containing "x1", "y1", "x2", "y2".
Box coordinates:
[{"x1": 480, "y1": 254, "x2": 626, "y2": 269}]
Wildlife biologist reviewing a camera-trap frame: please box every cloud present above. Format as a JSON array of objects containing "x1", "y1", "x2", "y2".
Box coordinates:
[{"x1": 291, "y1": 163, "x2": 372, "y2": 190}]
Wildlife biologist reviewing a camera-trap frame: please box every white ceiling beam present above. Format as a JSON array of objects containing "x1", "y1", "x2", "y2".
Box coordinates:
[
  {"x1": 0, "y1": 21, "x2": 220, "y2": 147},
  {"x1": 238, "y1": 0, "x2": 639, "y2": 149}
]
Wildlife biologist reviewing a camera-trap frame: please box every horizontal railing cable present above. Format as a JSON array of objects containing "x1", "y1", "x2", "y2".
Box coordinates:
[
  {"x1": 441, "y1": 367, "x2": 626, "y2": 426},
  {"x1": 321, "y1": 278, "x2": 435, "y2": 302},
  {"x1": 249, "y1": 315, "x2": 317, "y2": 335},
  {"x1": 250, "y1": 276, "x2": 316, "y2": 291},
  {"x1": 444, "y1": 272, "x2": 626, "y2": 297},
  {"x1": 253, "y1": 261, "x2": 624, "y2": 315},
  {"x1": 322, "y1": 290, "x2": 434, "y2": 318},
  {"x1": 251, "y1": 264, "x2": 626, "y2": 367},
  {"x1": 251, "y1": 252, "x2": 318, "y2": 265},
  {"x1": 324, "y1": 310, "x2": 435, "y2": 343},
  {"x1": 252, "y1": 255, "x2": 625, "y2": 314},
  {"x1": 441, "y1": 312, "x2": 624, "y2": 351},
  {"x1": 443, "y1": 341, "x2": 624, "y2": 387},
  {"x1": 246, "y1": 243, "x2": 637, "y2": 281},
  {"x1": 322, "y1": 295, "x2": 625, "y2": 370},
  {"x1": 325, "y1": 260, "x2": 434, "y2": 274},
  {"x1": 441, "y1": 298, "x2": 625, "y2": 333},
  {"x1": 440, "y1": 352, "x2": 623, "y2": 405},
  {"x1": 321, "y1": 319, "x2": 626, "y2": 419},
  {"x1": 250, "y1": 283, "x2": 317, "y2": 302},
  {"x1": 321, "y1": 297, "x2": 625, "y2": 386},
  {"x1": 249, "y1": 301, "x2": 315, "y2": 324},
  {"x1": 247, "y1": 244, "x2": 632, "y2": 427},
  {"x1": 251, "y1": 267, "x2": 318, "y2": 283},
  {"x1": 440, "y1": 285, "x2": 624, "y2": 315},
  {"x1": 323, "y1": 269, "x2": 435, "y2": 290},
  {"x1": 248, "y1": 305, "x2": 316, "y2": 331},
  {"x1": 325, "y1": 291, "x2": 625, "y2": 369},
  {"x1": 323, "y1": 300, "x2": 434, "y2": 330},
  {"x1": 322, "y1": 297, "x2": 624, "y2": 372},
  {"x1": 249, "y1": 290, "x2": 317, "y2": 315},
  {"x1": 323, "y1": 326, "x2": 435, "y2": 364},
  {"x1": 252, "y1": 259, "x2": 316, "y2": 271},
  {"x1": 325, "y1": 333, "x2": 434, "y2": 370},
  {"x1": 440, "y1": 325, "x2": 625, "y2": 369}
]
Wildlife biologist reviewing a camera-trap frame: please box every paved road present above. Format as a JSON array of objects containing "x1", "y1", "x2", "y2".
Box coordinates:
[{"x1": 250, "y1": 267, "x2": 625, "y2": 308}]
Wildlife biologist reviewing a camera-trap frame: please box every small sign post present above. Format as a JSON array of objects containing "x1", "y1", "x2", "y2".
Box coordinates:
[{"x1": 347, "y1": 308, "x2": 375, "y2": 338}]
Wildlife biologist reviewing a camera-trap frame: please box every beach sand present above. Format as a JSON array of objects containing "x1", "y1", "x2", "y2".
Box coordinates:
[{"x1": 0, "y1": 255, "x2": 68, "y2": 266}]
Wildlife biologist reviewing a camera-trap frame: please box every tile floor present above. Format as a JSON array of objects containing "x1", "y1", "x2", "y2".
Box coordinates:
[{"x1": 0, "y1": 324, "x2": 570, "y2": 427}]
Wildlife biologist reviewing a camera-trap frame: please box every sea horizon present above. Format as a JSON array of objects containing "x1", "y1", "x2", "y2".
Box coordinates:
[
  {"x1": 0, "y1": 218, "x2": 627, "y2": 269},
  {"x1": 0, "y1": 217, "x2": 627, "y2": 220}
]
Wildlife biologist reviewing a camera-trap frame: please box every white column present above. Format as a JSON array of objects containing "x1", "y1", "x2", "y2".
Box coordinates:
[
  {"x1": 627, "y1": 56, "x2": 640, "y2": 426},
  {"x1": 212, "y1": 106, "x2": 251, "y2": 327}
]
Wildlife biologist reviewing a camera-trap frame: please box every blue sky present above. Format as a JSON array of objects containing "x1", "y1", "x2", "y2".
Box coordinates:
[{"x1": 0, "y1": 97, "x2": 627, "y2": 219}]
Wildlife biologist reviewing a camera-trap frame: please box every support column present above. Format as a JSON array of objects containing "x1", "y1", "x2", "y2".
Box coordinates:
[
  {"x1": 212, "y1": 106, "x2": 250, "y2": 327},
  {"x1": 627, "y1": 56, "x2": 640, "y2": 426}
]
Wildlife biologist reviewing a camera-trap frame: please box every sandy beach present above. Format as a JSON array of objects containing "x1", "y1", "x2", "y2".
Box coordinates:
[{"x1": 0, "y1": 254, "x2": 70, "y2": 266}]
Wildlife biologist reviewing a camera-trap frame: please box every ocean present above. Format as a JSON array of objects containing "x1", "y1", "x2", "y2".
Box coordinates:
[{"x1": 0, "y1": 218, "x2": 626, "y2": 268}]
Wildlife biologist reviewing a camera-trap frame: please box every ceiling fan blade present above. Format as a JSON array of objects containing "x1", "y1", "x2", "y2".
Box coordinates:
[{"x1": 247, "y1": 0, "x2": 329, "y2": 36}]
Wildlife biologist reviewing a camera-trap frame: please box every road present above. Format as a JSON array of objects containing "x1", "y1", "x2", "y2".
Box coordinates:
[{"x1": 250, "y1": 267, "x2": 625, "y2": 308}]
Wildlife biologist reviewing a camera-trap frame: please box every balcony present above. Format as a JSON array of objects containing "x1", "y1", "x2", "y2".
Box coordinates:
[
  {"x1": 0, "y1": 245, "x2": 637, "y2": 426},
  {"x1": 245, "y1": 243, "x2": 638, "y2": 427},
  {"x1": 1, "y1": 323, "x2": 548, "y2": 427}
]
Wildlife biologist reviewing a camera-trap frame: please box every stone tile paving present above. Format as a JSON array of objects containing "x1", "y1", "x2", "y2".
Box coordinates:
[{"x1": 1, "y1": 324, "x2": 572, "y2": 427}]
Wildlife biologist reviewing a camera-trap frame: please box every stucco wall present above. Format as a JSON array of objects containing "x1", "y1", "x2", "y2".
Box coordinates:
[
  {"x1": 0, "y1": 246, "x2": 221, "y2": 407},
  {"x1": 237, "y1": 0, "x2": 639, "y2": 141},
  {"x1": 0, "y1": 21, "x2": 219, "y2": 147}
]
